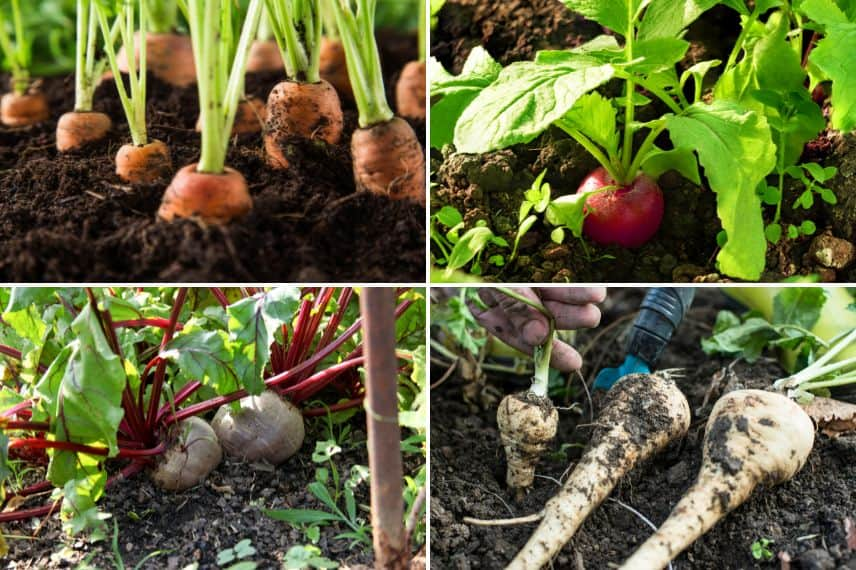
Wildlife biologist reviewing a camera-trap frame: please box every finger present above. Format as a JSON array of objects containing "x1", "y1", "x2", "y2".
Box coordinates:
[
  {"x1": 544, "y1": 302, "x2": 603, "y2": 331},
  {"x1": 550, "y1": 339, "x2": 583, "y2": 372},
  {"x1": 469, "y1": 290, "x2": 514, "y2": 338},
  {"x1": 537, "y1": 287, "x2": 607, "y2": 305},
  {"x1": 491, "y1": 288, "x2": 550, "y2": 347}
]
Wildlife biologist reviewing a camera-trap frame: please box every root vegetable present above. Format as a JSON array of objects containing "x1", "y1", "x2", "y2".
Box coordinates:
[
  {"x1": 496, "y1": 392, "x2": 558, "y2": 491},
  {"x1": 196, "y1": 97, "x2": 266, "y2": 135},
  {"x1": 620, "y1": 389, "x2": 814, "y2": 570},
  {"x1": 115, "y1": 32, "x2": 196, "y2": 87},
  {"x1": 578, "y1": 167, "x2": 665, "y2": 248},
  {"x1": 211, "y1": 390, "x2": 305, "y2": 464},
  {"x1": 246, "y1": 39, "x2": 283, "y2": 73},
  {"x1": 158, "y1": 163, "x2": 252, "y2": 224},
  {"x1": 115, "y1": 140, "x2": 173, "y2": 184},
  {"x1": 56, "y1": 111, "x2": 112, "y2": 152},
  {"x1": 395, "y1": 60, "x2": 426, "y2": 121},
  {"x1": 150, "y1": 416, "x2": 222, "y2": 491},
  {"x1": 1, "y1": 92, "x2": 48, "y2": 127},
  {"x1": 508, "y1": 373, "x2": 690, "y2": 570},
  {"x1": 351, "y1": 117, "x2": 426, "y2": 204},
  {"x1": 263, "y1": 79, "x2": 344, "y2": 169},
  {"x1": 320, "y1": 37, "x2": 353, "y2": 102}
]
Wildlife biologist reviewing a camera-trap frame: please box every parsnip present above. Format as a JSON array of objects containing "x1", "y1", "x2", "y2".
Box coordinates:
[
  {"x1": 497, "y1": 392, "x2": 558, "y2": 490},
  {"x1": 620, "y1": 389, "x2": 815, "y2": 570},
  {"x1": 507, "y1": 374, "x2": 691, "y2": 570}
]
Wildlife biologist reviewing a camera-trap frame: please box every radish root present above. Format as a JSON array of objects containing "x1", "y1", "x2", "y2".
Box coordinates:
[
  {"x1": 620, "y1": 389, "x2": 814, "y2": 570},
  {"x1": 507, "y1": 373, "x2": 690, "y2": 570}
]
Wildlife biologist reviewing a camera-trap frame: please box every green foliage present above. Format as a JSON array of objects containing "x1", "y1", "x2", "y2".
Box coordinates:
[
  {"x1": 702, "y1": 288, "x2": 829, "y2": 363},
  {"x1": 430, "y1": 289, "x2": 488, "y2": 356},
  {"x1": 430, "y1": 206, "x2": 509, "y2": 277},
  {"x1": 751, "y1": 538, "x2": 774, "y2": 561},
  {"x1": 216, "y1": 538, "x2": 257, "y2": 566},
  {"x1": 283, "y1": 545, "x2": 338, "y2": 569}
]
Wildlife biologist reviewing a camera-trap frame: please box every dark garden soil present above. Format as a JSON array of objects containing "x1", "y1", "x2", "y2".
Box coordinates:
[
  {"x1": 430, "y1": 288, "x2": 856, "y2": 569},
  {"x1": 5, "y1": 411, "x2": 424, "y2": 569},
  {"x1": 0, "y1": 31, "x2": 425, "y2": 282},
  {"x1": 430, "y1": 0, "x2": 856, "y2": 283}
]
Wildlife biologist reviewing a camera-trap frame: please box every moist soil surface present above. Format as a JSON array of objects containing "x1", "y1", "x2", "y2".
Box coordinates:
[
  {"x1": 430, "y1": 0, "x2": 856, "y2": 283},
  {"x1": 0, "y1": 31, "x2": 425, "y2": 282},
  {"x1": 5, "y1": 410, "x2": 424, "y2": 569},
  {"x1": 430, "y1": 288, "x2": 856, "y2": 569}
]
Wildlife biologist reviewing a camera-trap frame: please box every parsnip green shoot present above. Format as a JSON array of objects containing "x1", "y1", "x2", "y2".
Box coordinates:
[{"x1": 774, "y1": 328, "x2": 856, "y2": 401}]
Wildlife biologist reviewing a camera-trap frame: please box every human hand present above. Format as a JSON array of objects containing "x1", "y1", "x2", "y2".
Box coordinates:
[{"x1": 469, "y1": 287, "x2": 606, "y2": 372}]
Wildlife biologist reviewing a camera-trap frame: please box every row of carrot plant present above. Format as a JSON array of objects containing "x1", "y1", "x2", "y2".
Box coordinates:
[{"x1": 1, "y1": 0, "x2": 426, "y2": 223}]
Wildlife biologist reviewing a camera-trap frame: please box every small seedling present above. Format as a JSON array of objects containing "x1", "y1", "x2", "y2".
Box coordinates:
[
  {"x1": 282, "y1": 545, "x2": 338, "y2": 569},
  {"x1": 750, "y1": 538, "x2": 774, "y2": 561},
  {"x1": 216, "y1": 538, "x2": 257, "y2": 567},
  {"x1": 431, "y1": 206, "x2": 509, "y2": 277}
]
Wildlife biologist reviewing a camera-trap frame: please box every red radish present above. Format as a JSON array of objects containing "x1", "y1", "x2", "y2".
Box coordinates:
[{"x1": 577, "y1": 167, "x2": 664, "y2": 248}]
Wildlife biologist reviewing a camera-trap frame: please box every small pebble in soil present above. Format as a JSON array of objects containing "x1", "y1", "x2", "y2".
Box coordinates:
[{"x1": 809, "y1": 233, "x2": 855, "y2": 269}]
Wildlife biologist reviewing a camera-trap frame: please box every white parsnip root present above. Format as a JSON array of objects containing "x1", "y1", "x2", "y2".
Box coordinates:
[
  {"x1": 497, "y1": 392, "x2": 559, "y2": 491},
  {"x1": 620, "y1": 389, "x2": 815, "y2": 570},
  {"x1": 507, "y1": 374, "x2": 690, "y2": 570}
]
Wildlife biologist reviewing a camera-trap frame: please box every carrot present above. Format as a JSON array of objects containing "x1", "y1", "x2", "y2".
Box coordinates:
[
  {"x1": 619, "y1": 389, "x2": 814, "y2": 570},
  {"x1": 115, "y1": 32, "x2": 196, "y2": 88},
  {"x1": 247, "y1": 39, "x2": 283, "y2": 73},
  {"x1": 330, "y1": 0, "x2": 426, "y2": 205},
  {"x1": 56, "y1": 111, "x2": 112, "y2": 152},
  {"x1": 262, "y1": 1, "x2": 344, "y2": 170},
  {"x1": 395, "y1": 60, "x2": 425, "y2": 120},
  {"x1": 320, "y1": 37, "x2": 353, "y2": 102},
  {"x1": 115, "y1": 140, "x2": 173, "y2": 184},
  {"x1": 196, "y1": 97, "x2": 266, "y2": 135},
  {"x1": 507, "y1": 373, "x2": 691, "y2": 570},
  {"x1": 158, "y1": 164, "x2": 253, "y2": 224},
  {"x1": 264, "y1": 79, "x2": 344, "y2": 169},
  {"x1": 211, "y1": 391, "x2": 305, "y2": 465},
  {"x1": 0, "y1": 92, "x2": 48, "y2": 127},
  {"x1": 352, "y1": 117, "x2": 426, "y2": 203}
]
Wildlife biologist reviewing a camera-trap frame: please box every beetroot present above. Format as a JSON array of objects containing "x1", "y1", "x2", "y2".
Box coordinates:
[{"x1": 577, "y1": 167, "x2": 664, "y2": 248}]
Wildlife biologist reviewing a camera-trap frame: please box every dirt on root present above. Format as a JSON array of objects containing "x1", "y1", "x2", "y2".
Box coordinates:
[
  {"x1": 430, "y1": 288, "x2": 856, "y2": 569},
  {"x1": 0, "y1": 31, "x2": 425, "y2": 282},
  {"x1": 430, "y1": 0, "x2": 856, "y2": 283},
  {"x1": 5, "y1": 413, "x2": 423, "y2": 570}
]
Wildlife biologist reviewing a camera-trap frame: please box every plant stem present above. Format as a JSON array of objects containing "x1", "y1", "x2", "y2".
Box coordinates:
[
  {"x1": 331, "y1": 0, "x2": 394, "y2": 127},
  {"x1": 724, "y1": 10, "x2": 759, "y2": 72},
  {"x1": 361, "y1": 287, "x2": 408, "y2": 569},
  {"x1": 625, "y1": 121, "x2": 667, "y2": 179},
  {"x1": 621, "y1": 5, "x2": 636, "y2": 179},
  {"x1": 494, "y1": 287, "x2": 554, "y2": 398},
  {"x1": 146, "y1": 288, "x2": 188, "y2": 430},
  {"x1": 554, "y1": 119, "x2": 622, "y2": 182}
]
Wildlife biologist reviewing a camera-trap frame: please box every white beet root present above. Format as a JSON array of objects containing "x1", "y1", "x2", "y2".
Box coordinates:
[
  {"x1": 211, "y1": 390, "x2": 305, "y2": 465},
  {"x1": 620, "y1": 389, "x2": 815, "y2": 570},
  {"x1": 151, "y1": 417, "x2": 223, "y2": 491},
  {"x1": 507, "y1": 374, "x2": 691, "y2": 570}
]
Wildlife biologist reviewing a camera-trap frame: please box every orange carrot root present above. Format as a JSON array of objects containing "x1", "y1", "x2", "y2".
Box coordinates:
[
  {"x1": 395, "y1": 60, "x2": 426, "y2": 120},
  {"x1": 196, "y1": 97, "x2": 266, "y2": 135},
  {"x1": 158, "y1": 163, "x2": 252, "y2": 224},
  {"x1": 351, "y1": 117, "x2": 425, "y2": 204},
  {"x1": 116, "y1": 32, "x2": 196, "y2": 87},
  {"x1": 115, "y1": 140, "x2": 173, "y2": 184},
  {"x1": 56, "y1": 111, "x2": 112, "y2": 152},
  {"x1": 263, "y1": 79, "x2": 344, "y2": 169},
  {"x1": 1, "y1": 92, "x2": 49, "y2": 127},
  {"x1": 246, "y1": 40, "x2": 283, "y2": 73},
  {"x1": 320, "y1": 38, "x2": 353, "y2": 103}
]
